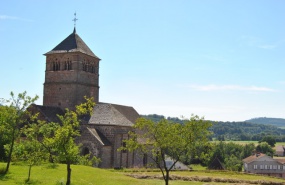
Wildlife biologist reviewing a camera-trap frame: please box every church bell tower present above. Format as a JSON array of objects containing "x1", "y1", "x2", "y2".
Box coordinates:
[{"x1": 43, "y1": 27, "x2": 100, "y2": 110}]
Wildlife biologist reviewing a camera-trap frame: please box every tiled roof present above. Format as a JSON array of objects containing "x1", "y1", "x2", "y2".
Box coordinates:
[
  {"x1": 45, "y1": 28, "x2": 100, "y2": 59},
  {"x1": 87, "y1": 127, "x2": 111, "y2": 146},
  {"x1": 89, "y1": 102, "x2": 140, "y2": 126},
  {"x1": 242, "y1": 153, "x2": 266, "y2": 164},
  {"x1": 29, "y1": 104, "x2": 64, "y2": 123},
  {"x1": 275, "y1": 158, "x2": 285, "y2": 164},
  {"x1": 276, "y1": 145, "x2": 285, "y2": 152}
]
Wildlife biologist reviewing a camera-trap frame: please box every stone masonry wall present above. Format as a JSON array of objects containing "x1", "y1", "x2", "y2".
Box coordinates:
[{"x1": 44, "y1": 52, "x2": 99, "y2": 110}]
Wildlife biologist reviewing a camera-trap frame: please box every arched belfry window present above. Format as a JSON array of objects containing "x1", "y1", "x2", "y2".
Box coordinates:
[
  {"x1": 64, "y1": 59, "x2": 72, "y2": 70},
  {"x1": 68, "y1": 60, "x2": 72, "y2": 70},
  {"x1": 53, "y1": 61, "x2": 60, "y2": 71},
  {"x1": 90, "y1": 65, "x2": 94, "y2": 73},
  {"x1": 82, "y1": 61, "x2": 87, "y2": 71}
]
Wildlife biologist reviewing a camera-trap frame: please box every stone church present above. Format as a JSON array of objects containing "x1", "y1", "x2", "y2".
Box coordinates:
[{"x1": 31, "y1": 27, "x2": 147, "y2": 168}]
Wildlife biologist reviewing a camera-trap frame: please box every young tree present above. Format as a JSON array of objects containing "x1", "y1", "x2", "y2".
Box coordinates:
[
  {"x1": 121, "y1": 115, "x2": 212, "y2": 185},
  {"x1": 224, "y1": 154, "x2": 243, "y2": 171},
  {"x1": 13, "y1": 122, "x2": 48, "y2": 182},
  {"x1": 46, "y1": 96, "x2": 95, "y2": 185},
  {"x1": 0, "y1": 91, "x2": 38, "y2": 174}
]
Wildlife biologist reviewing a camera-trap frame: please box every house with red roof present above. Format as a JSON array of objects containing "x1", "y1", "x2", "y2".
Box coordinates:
[{"x1": 243, "y1": 153, "x2": 285, "y2": 178}]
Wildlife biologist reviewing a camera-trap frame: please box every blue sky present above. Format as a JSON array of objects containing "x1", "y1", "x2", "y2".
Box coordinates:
[{"x1": 1, "y1": 0, "x2": 285, "y2": 121}]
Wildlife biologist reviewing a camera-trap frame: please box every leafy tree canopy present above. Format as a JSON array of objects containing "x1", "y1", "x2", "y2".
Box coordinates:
[{"x1": 121, "y1": 115, "x2": 212, "y2": 185}]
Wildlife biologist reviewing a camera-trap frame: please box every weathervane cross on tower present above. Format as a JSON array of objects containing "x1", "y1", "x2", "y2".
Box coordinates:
[{"x1": 72, "y1": 12, "x2": 78, "y2": 28}]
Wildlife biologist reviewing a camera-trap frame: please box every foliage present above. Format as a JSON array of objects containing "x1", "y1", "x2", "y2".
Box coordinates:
[
  {"x1": 0, "y1": 91, "x2": 38, "y2": 174},
  {"x1": 76, "y1": 154, "x2": 101, "y2": 166},
  {"x1": 142, "y1": 114, "x2": 285, "y2": 142},
  {"x1": 12, "y1": 138, "x2": 47, "y2": 182},
  {"x1": 207, "y1": 142, "x2": 255, "y2": 172},
  {"x1": 224, "y1": 155, "x2": 243, "y2": 171},
  {"x1": 211, "y1": 121, "x2": 285, "y2": 141},
  {"x1": 246, "y1": 117, "x2": 285, "y2": 128},
  {"x1": 256, "y1": 142, "x2": 274, "y2": 157},
  {"x1": 121, "y1": 115, "x2": 212, "y2": 185},
  {"x1": 43, "y1": 96, "x2": 96, "y2": 185},
  {"x1": 259, "y1": 135, "x2": 276, "y2": 147}
]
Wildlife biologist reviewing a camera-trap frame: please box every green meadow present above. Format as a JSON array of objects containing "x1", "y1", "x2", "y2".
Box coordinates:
[{"x1": 1, "y1": 163, "x2": 284, "y2": 185}]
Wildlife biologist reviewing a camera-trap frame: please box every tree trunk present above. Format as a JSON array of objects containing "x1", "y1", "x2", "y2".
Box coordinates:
[
  {"x1": 66, "y1": 162, "x2": 71, "y2": 185},
  {"x1": 5, "y1": 129, "x2": 15, "y2": 174},
  {"x1": 27, "y1": 164, "x2": 32, "y2": 182},
  {"x1": 165, "y1": 170, "x2": 169, "y2": 185}
]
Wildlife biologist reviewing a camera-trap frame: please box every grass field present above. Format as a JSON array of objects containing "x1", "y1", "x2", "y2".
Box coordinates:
[
  {"x1": 218, "y1": 141, "x2": 285, "y2": 147},
  {"x1": 1, "y1": 162, "x2": 285, "y2": 185}
]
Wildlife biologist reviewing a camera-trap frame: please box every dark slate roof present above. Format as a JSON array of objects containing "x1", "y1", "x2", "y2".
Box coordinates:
[
  {"x1": 29, "y1": 104, "x2": 64, "y2": 123},
  {"x1": 45, "y1": 28, "x2": 100, "y2": 59},
  {"x1": 89, "y1": 102, "x2": 140, "y2": 126},
  {"x1": 208, "y1": 157, "x2": 225, "y2": 170},
  {"x1": 87, "y1": 127, "x2": 111, "y2": 146}
]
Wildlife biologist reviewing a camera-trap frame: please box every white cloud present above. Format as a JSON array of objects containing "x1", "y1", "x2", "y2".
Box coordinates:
[
  {"x1": 183, "y1": 84, "x2": 276, "y2": 92},
  {"x1": 0, "y1": 15, "x2": 33, "y2": 22}
]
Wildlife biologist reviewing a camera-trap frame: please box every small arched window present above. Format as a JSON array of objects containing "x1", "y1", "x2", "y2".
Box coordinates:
[{"x1": 82, "y1": 147, "x2": 90, "y2": 156}]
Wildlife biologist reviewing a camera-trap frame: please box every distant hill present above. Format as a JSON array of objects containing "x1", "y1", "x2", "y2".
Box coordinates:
[
  {"x1": 245, "y1": 117, "x2": 285, "y2": 128},
  {"x1": 141, "y1": 114, "x2": 285, "y2": 141}
]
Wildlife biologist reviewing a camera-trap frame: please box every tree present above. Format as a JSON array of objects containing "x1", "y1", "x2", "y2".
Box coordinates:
[
  {"x1": 13, "y1": 122, "x2": 48, "y2": 182},
  {"x1": 224, "y1": 154, "x2": 242, "y2": 171},
  {"x1": 259, "y1": 136, "x2": 276, "y2": 147},
  {"x1": 121, "y1": 115, "x2": 212, "y2": 185},
  {"x1": 0, "y1": 91, "x2": 38, "y2": 174},
  {"x1": 45, "y1": 96, "x2": 95, "y2": 185},
  {"x1": 256, "y1": 142, "x2": 274, "y2": 157}
]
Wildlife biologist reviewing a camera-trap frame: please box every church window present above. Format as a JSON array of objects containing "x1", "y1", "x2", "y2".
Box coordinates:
[
  {"x1": 82, "y1": 147, "x2": 90, "y2": 156},
  {"x1": 68, "y1": 61, "x2": 72, "y2": 70},
  {"x1": 64, "y1": 60, "x2": 72, "y2": 70},
  {"x1": 90, "y1": 65, "x2": 94, "y2": 73},
  {"x1": 83, "y1": 61, "x2": 88, "y2": 71},
  {"x1": 53, "y1": 60, "x2": 60, "y2": 71},
  {"x1": 122, "y1": 141, "x2": 127, "y2": 153},
  {"x1": 53, "y1": 62, "x2": 56, "y2": 71}
]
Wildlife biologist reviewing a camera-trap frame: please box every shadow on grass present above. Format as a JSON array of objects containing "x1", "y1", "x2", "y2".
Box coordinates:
[
  {"x1": 0, "y1": 172, "x2": 11, "y2": 181},
  {"x1": 45, "y1": 163, "x2": 59, "y2": 169},
  {"x1": 23, "y1": 179, "x2": 41, "y2": 185}
]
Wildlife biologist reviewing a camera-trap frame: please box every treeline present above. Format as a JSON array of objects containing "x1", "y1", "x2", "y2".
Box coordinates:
[
  {"x1": 141, "y1": 114, "x2": 285, "y2": 141},
  {"x1": 246, "y1": 117, "x2": 285, "y2": 128}
]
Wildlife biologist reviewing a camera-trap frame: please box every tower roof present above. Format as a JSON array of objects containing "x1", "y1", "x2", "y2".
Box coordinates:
[{"x1": 45, "y1": 28, "x2": 100, "y2": 59}]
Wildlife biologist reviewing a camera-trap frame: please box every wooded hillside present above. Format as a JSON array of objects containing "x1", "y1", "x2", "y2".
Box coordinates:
[
  {"x1": 141, "y1": 114, "x2": 285, "y2": 141},
  {"x1": 246, "y1": 117, "x2": 285, "y2": 128}
]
